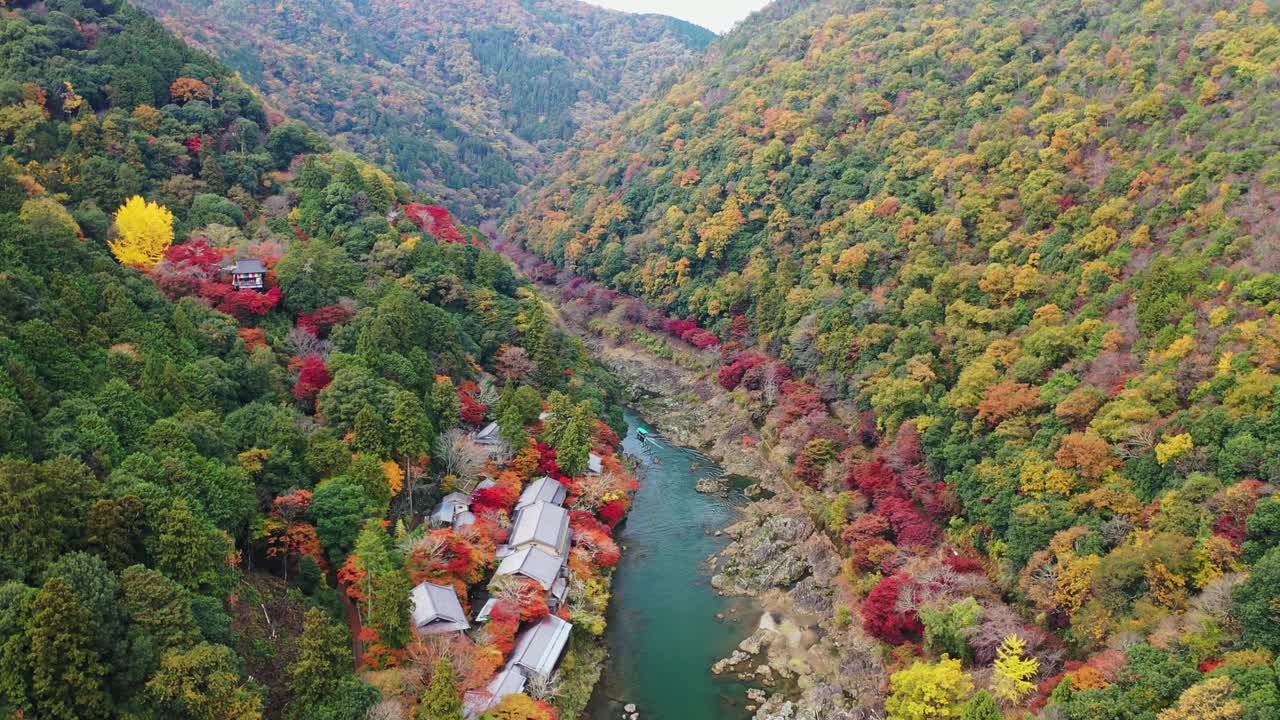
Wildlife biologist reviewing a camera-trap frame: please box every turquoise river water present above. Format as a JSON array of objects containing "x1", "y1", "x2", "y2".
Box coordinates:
[{"x1": 586, "y1": 410, "x2": 758, "y2": 720}]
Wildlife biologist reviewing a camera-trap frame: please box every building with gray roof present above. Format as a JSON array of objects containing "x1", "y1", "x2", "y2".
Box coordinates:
[
  {"x1": 508, "y1": 614, "x2": 572, "y2": 678},
  {"x1": 429, "y1": 491, "x2": 471, "y2": 527},
  {"x1": 494, "y1": 546, "x2": 564, "y2": 590},
  {"x1": 515, "y1": 476, "x2": 567, "y2": 511},
  {"x1": 508, "y1": 501, "x2": 570, "y2": 555},
  {"x1": 410, "y1": 582, "x2": 470, "y2": 634}
]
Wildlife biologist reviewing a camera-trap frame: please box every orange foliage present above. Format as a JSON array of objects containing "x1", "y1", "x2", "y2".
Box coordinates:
[
  {"x1": 169, "y1": 77, "x2": 213, "y2": 103},
  {"x1": 1055, "y1": 432, "x2": 1119, "y2": 481}
]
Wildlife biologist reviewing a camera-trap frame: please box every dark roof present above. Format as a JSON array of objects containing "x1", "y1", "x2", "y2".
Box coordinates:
[{"x1": 233, "y1": 258, "x2": 266, "y2": 273}]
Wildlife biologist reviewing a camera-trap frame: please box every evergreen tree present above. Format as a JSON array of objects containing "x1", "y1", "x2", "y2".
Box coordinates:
[
  {"x1": 430, "y1": 376, "x2": 461, "y2": 431},
  {"x1": 960, "y1": 690, "x2": 1002, "y2": 720},
  {"x1": 27, "y1": 577, "x2": 110, "y2": 720},
  {"x1": 352, "y1": 404, "x2": 388, "y2": 457},
  {"x1": 498, "y1": 401, "x2": 528, "y2": 449},
  {"x1": 147, "y1": 643, "x2": 263, "y2": 720},
  {"x1": 288, "y1": 608, "x2": 351, "y2": 707},
  {"x1": 367, "y1": 570, "x2": 413, "y2": 650},
  {"x1": 415, "y1": 658, "x2": 464, "y2": 720}
]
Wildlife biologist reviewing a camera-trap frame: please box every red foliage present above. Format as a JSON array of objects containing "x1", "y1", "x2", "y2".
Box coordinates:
[
  {"x1": 293, "y1": 355, "x2": 332, "y2": 403},
  {"x1": 774, "y1": 381, "x2": 826, "y2": 430},
  {"x1": 297, "y1": 303, "x2": 356, "y2": 337},
  {"x1": 184, "y1": 136, "x2": 203, "y2": 154},
  {"x1": 718, "y1": 352, "x2": 768, "y2": 390},
  {"x1": 472, "y1": 482, "x2": 519, "y2": 515},
  {"x1": 239, "y1": 328, "x2": 269, "y2": 351},
  {"x1": 730, "y1": 314, "x2": 751, "y2": 340},
  {"x1": 217, "y1": 286, "x2": 282, "y2": 321},
  {"x1": 683, "y1": 328, "x2": 721, "y2": 350},
  {"x1": 598, "y1": 499, "x2": 626, "y2": 526},
  {"x1": 573, "y1": 526, "x2": 621, "y2": 568},
  {"x1": 862, "y1": 574, "x2": 923, "y2": 644},
  {"x1": 569, "y1": 511, "x2": 612, "y2": 538},
  {"x1": 663, "y1": 318, "x2": 698, "y2": 338},
  {"x1": 338, "y1": 555, "x2": 370, "y2": 604},
  {"x1": 459, "y1": 392, "x2": 487, "y2": 425},
  {"x1": 483, "y1": 601, "x2": 521, "y2": 657},
  {"x1": 943, "y1": 555, "x2": 986, "y2": 574},
  {"x1": 878, "y1": 496, "x2": 938, "y2": 548},
  {"x1": 848, "y1": 459, "x2": 908, "y2": 502},
  {"x1": 403, "y1": 203, "x2": 467, "y2": 244},
  {"x1": 165, "y1": 237, "x2": 224, "y2": 273}
]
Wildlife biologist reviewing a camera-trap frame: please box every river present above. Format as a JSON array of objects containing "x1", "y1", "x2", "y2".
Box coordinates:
[{"x1": 586, "y1": 409, "x2": 758, "y2": 720}]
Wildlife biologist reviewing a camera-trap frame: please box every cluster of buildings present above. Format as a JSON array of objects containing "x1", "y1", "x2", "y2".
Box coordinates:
[{"x1": 411, "y1": 449, "x2": 606, "y2": 715}]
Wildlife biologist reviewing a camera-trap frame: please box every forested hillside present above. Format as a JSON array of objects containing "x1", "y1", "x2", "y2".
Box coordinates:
[
  {"x1": 507, "y1": 0, "x2": 1280, "y2": 716},
  {"x1": 131, "y1": 0, "x2": 715, "y2": 221},
  {"x1": 0, "y1": 1, "x2": 635, "y2": 718}
]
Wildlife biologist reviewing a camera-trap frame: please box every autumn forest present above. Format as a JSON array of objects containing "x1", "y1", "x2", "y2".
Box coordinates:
[{"x1": 2, "y1": 0, "x2": 1280, "y2": 719}]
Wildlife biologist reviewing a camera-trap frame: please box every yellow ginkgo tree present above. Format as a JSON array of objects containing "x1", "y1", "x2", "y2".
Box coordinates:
[
  {"x1": 992, "y1": 633, "x2": 1040, "y2": 704},
  {"x1": 109, "y1": 195, "x2": 174, "y2": 269}
]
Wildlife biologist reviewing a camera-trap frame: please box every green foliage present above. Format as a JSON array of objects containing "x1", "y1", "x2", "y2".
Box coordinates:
[
  {"x1": 415, "y1": 659, "x2": 464, "y2": 720},
  {"x1": 1235, "y1": 548, "x2": 1280, "y2": 653},
  {"x1": 960, "y1": 690, "x2": 1002, "y2": 720},
  {"x1": 921, "y1": 597, "x2": 981, "y2": 663}
]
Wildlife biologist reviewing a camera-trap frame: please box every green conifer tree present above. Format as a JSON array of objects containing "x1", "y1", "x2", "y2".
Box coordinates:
[{"x1": 415, "y1": 658, "x2": 463, "y2": 720}]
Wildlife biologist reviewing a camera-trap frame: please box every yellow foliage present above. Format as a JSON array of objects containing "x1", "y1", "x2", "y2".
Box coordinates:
[
  {"x1": 382, "y1": 460, "x2": 404, "y2": 496},
  {"x1": 1161, "y1": 336, "x2": 1195, "y2": 361},
  {"x1": 1054, "y1": 555, "x2": 1099, "y2": 615},
  {"x1": 109, "y1": 196, "x2": 174, "y2": 268},
  {"x1": 992, "y1": 634, "x2": 1039, "y2": 705},
  {"x1": 1156, "y1": 677, "x2": 1243, "y2": 720},
  {"x1": 1145, "y1": 561, "x2": 1187, "y2": 610},
  {"x1": 1155, "y1": 433, "x2": 1193, "y2": 465},
  {"x1": 885, "y1": 656, "x2": 974, "y2": 720}
]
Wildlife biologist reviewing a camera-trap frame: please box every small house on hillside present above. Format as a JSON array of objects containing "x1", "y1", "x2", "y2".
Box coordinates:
[
  {"x1": 410, "y1": 582, "x2": 470, "y2": 634},
  {"x1": 429, "y1": 492, "x2": 472, "y2": 527},
  {"x1": 494, "y1": 545, "x2": 565, "y2": 590},
  {"x1": 473, "y1": 421, "x2": 501, "y2": 447},
  {"x1": 225, "y1": 258, "x2": 266, "y2": 291},
  {"x1": 515, "y1": 476, "x2": 567, "y2": 511},
  {"x1": 508, "y1": 615, "x2": 572, "y2": 678},
  {"x1": 508, "y1": 501, "x2": 570, "y2": 556}
]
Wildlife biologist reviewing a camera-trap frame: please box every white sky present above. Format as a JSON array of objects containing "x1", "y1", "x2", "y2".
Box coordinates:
[{"x1": 583, "y1": 0, "x2": 773, "y2": 34}]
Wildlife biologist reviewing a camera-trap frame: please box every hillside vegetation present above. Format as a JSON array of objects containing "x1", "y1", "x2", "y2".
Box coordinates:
[
  {"x1": 0, "y1": 0, "x2": 634, "y2": 718},
  {"x1": 507, "y1": 0, "x2": 1280, "y2": 716},
  {"x1": 132, "y1": 0, "x2": 715, "y2": 221}
]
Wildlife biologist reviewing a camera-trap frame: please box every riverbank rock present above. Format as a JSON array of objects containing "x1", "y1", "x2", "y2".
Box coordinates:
[
  {"x1": 711, "y1": 649, "x2": 751, "y2": 674},
  {"x1": 695, "y1": 477, "x2": 729, "y2": 494},
  {"x1": 714, "y1": 504, "x2": 816, "y2": 595}
]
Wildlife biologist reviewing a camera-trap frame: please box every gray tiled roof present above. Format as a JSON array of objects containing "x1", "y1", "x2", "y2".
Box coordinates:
[
  {"x1": 233, "y1": 258, "x2": 266, "y2": 273},
  {"x1": 508, "y1": 501, "x2": 570, "y2": 555},
  {"x1": 509, "y1": 614, "x2": 571, "y2": 678},
  {"x1": 410, "y1": 582, "x2": 470, "y2": 634},
  {"x1": 515, "y1": 476, "x2": 567, "y2": 511},
  {"x1": 494, "y1": 546, "x2": 564, "y2": 590}
]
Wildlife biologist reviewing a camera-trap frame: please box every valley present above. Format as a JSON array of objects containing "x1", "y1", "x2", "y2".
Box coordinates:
[{"x1": 2, "y1": 0, "x2": 1280, "y2": 719}]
